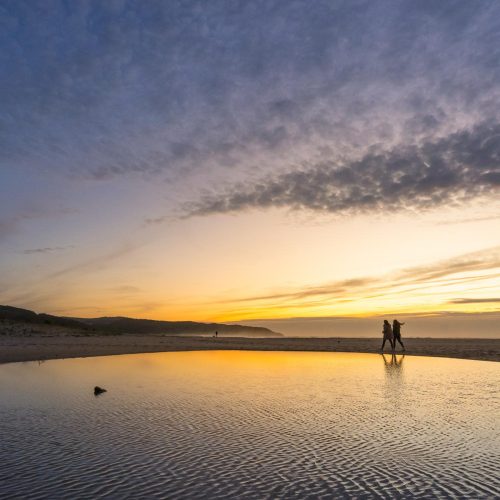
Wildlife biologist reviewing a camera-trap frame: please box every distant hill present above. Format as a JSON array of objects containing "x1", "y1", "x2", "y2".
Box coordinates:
[
  {"x1": 0, "y1": 305, "x2": 282, "y2": 337},
  {"x1": 75, "y1": 316, "x2": 281, "y2": 336},
  {"x1": 0, "y1": 305, "x2": 87, "y2": 329}
]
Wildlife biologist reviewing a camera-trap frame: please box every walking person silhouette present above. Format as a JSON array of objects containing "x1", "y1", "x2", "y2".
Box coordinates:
[
  {"x1": 381, "y1": 320, "x2": 394, "y2": 352},
  {"x1": 392, "y1": 320, "x2": 405, "y2": 351}
]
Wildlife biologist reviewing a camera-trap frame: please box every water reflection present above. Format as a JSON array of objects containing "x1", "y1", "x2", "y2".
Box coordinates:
[
  {"x1": 381, "y1": 354, "x2": 405, "y2": 410},
  {"x1": 0, "y1": 352, "x2": 498, "y2": 499},
  {"x1": 381, "y1": 353, "x2": 405, "y2": 376}
]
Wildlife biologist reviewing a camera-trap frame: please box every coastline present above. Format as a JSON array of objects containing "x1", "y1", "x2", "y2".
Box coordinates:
[{"x1": 0, "y1": 335, "x2": 498, "y2": 364}]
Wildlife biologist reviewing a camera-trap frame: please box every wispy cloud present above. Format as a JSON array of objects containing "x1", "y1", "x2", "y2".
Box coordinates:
[
  {"x1": 0, "y1": 207, "x2": 78, "y2": 243},
  {"x1": 435, "y1": 214, "x2": 500, "y2": 226},
  {"x1": 214, "y1": 246, "x2": 500, "y2": 319},
  {"x1": 47, "y1": 243, "x2": 140, "y2": 279},
  {"x1": 143, "y1": 215, "x2": 176, "y2": 226},
  {"x1": 449, "y1": 297, "x2": 500, "y2": 304},
  {"x1": 395, "y1": 246, "x2": 500, "y2": 283},
  {"x1": 23, "y1": 246, "x2": 73, "y2": 255},
  {"x1": 225, "y1": 278, "x2": 378, "y2": 304}
]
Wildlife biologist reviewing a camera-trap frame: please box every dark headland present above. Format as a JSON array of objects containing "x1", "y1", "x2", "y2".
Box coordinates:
[{"x1": 0, "y1": 304, "x2": 282, "y2": 337}]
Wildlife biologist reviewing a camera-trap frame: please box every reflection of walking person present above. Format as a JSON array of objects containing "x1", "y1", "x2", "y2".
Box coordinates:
[
  {"x1": 381, "y1": 320, "x2": 394, "y2": 352},
  {"x1": 382, "y1": 353, "x2": 405, "y2": 371},
  {"x1": 392, "y1": 320, "x2": 405, "y2": 351}
]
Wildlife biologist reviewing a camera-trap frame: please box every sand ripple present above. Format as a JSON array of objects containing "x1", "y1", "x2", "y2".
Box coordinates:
[{"x1": 0, "y1": 351, "x2": 498, "y2": 499}]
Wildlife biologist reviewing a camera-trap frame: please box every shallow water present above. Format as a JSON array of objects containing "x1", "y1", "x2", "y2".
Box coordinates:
[{"x1": 0, "y1": 351, "x2": 498, "y2": 499}]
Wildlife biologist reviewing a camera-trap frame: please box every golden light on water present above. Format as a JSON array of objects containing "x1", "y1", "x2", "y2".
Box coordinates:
[{"x1": 1, "y1": 351, "x2": 498, "y2": 498}]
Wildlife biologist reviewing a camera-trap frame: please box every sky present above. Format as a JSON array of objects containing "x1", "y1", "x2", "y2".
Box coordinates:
[{"x1": 0, "y1": 1, "x2": 499, "y2": 336}]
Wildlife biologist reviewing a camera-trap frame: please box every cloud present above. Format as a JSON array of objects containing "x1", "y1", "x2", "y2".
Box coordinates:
[
  {"x1": 1, "y1": 0, "x2": 500, "y2": 192},
  {"x1": 219, "y1": 246, "x2": 500, "y2": 312},
  {"x1": 395, "y1": 246, "x2": 500, "y2": 283},
  {"x1": 0, "y1": 207, "x2": 78, "y2": 244},
  {"x1": 435, "y1": 214, "x2": 500, "y2": 226},
  {"x1": 143, "y1": 215, "x2": 175, "y2": 226},
  {"x1": 47, "y1": 243, "x2": 140, "y2": 279},
  {"x1": 449, "y1": 298, "x2": 500, "y2": 304},
  {"x1": 185, "y1": 121, "x2": 500, "y2": 217},
  {"x1": 23, "y1": 246, "x2": 73, "y2": 254},
  {"x1": 224, "y1": 278, "x2": 378, "y2": 304}
]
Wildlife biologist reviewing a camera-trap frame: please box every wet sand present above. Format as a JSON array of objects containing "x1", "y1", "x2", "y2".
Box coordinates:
[{"x1": 0, "y1": 334, "x2": 498, "y2": 364}]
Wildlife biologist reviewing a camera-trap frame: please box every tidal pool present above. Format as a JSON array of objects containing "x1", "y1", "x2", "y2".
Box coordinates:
[{"x1": 0, "y1": 351, "x2": 498, "y2": 499}]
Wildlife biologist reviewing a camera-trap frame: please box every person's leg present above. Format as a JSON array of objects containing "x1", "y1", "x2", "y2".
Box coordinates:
[
  {"x1": 394, "y1": 335, "x2": 404, "y2": 350},
  {"x1": 381, "y1": 338, "x2": 387, "y2": 350}
]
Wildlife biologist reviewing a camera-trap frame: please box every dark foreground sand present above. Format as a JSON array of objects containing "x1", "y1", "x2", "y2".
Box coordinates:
[{"x1": 0, "y1": 335, "x2": 498, "y2": 364}]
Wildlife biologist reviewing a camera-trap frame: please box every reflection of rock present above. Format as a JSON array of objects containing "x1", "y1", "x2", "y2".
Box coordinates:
[{"x1": 94, "y1": 386, "x2": 107, "y2": 396}]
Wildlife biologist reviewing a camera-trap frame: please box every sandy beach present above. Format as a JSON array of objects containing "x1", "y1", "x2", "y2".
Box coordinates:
[{"x1": 0, "y1": 334, "x2": 498, "y2": 364}]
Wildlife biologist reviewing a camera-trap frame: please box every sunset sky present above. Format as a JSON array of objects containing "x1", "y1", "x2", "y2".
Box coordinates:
[{"x1": 1, "y1": 1, "x2": 499, "y2": 335}]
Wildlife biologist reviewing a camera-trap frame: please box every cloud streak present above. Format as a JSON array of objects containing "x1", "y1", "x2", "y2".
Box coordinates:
[
  {"x1": 46, "y1": 243, "x2": 140, "y2": 279},
  {"x1": 214, "y1": 246, "x2": 500, "y2": 319},
  {"x1": 23, "y1": 246, "x2": 73, "y2": 255},
  {"x1": 450, "y1": 298, "x2": 500, "y2": 304}
]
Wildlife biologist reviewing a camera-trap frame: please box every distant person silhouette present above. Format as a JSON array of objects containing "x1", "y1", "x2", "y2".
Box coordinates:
[
  {"x1": 215, "y1": 330, "x2": 218, "y2": 338},
  {"x1": 381, "y1": 320, "x2": 394, "y2": 351},
  {"x1": 392, "y1": 320, "x2": 405, "y2": 351}
]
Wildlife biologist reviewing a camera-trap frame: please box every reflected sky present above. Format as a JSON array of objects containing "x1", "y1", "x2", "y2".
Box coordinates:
[{"x1": 0, "y1": 351, "x2": 499, "y2": 498}]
